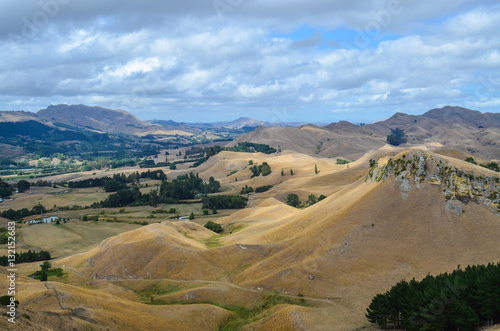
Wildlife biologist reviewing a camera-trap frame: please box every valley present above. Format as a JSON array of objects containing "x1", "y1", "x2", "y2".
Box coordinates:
[{"x1": 1, "y1": 106, "x2": 500, "y2": 330}]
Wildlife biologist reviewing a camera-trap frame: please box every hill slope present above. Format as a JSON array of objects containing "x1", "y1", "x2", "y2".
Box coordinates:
[
  {"x1": 233, "y1": 106, "x2": 500, "y2": 160},
  {"x1": 56, "y1": 147, "x2": 500, "y2": 330},
  {"x1": 37, "y1": 104, "x2": 154, "y2": 134}
]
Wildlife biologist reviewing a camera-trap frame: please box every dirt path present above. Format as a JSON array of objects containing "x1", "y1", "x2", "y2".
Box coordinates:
[{"x1": 59, "y1": 265, "x2": 339, "y2": 305}]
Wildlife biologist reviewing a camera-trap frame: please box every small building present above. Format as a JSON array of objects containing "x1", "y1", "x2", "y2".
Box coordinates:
[{"x1": 25, "y1": 216, "x2": 59, "y2": 224}]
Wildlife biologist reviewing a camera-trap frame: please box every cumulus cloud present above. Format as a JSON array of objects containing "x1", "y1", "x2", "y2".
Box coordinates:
[{"x1": 0, "y1": 0, "x2": 499, "y2": 122}]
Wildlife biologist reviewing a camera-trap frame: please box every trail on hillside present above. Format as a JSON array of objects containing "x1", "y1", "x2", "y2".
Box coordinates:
[{"x1": 59, "y1": 265, "x2": 338, "y2": 305}]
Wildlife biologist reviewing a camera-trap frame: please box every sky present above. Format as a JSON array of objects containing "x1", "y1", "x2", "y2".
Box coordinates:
[{"x1": 1, "y1": 0, "x2": 499, "y2": 123}]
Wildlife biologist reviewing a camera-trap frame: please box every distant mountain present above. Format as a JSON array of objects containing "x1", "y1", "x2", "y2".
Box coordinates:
[
  {"x1": 213, "y1": 117, "x2": 306, "y2": 129},
  {"x1": 37, "y1": 104, "x2": 153, "y2": 133},
  {"x1": 232, "y1": 106, "x2": 500, "y2": 160},
  {"x1": 422, "y1": 106, "x2": 500, "y2": 128},
  {"x1": 149, "y1": 119, "x2": 185, "y2": 127},
  {"x1": 148, "y1": 117, "x2": 307, "y2": 129}
]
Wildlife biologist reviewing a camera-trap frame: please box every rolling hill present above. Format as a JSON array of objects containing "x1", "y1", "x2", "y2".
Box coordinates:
[
  {"x1": 51, "y1": 147, "x2": 500, "y2": 330},
  {"x1": 37, "y1": 104, "x2": 155, "y2": 134},
  {"x1": 232, "y1": 106, "x2": 500, "y2": 161}
]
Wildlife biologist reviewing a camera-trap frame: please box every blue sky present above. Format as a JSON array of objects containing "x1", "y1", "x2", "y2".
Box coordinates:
[{"x1": 0, "y1": 0, "x2": 499, "y2": 123}]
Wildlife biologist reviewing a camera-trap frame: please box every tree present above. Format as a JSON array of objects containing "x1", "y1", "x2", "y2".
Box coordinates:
[
  {"x1": 387, "y1": 128, "x2": 407, "y2": 146},
  {"x1": 104, "y1": 179, "x2": 126, "y2": 192},
  {"x1": 286, "y1": 194, "x2": 300, "y2": 207},
  {"x1": 204, "y1": 221, "x2": 222, "y2": 233},
  {"x1": 281, "y1": 169, "x2": 284, "y2": 176},
  {"x1": 314, "y1": 164, "x2": 318, "y2": 174},
  {"x1": 148, "y1": 190, "x2": 161, "y2": 207},
  {"x1": 261, "y1": 162, "x2": 271, "y2": 176},
  {"x1": 307, "y1": 194, "x2": 318, "y2": 206},
  {"x1": 189, "y1": 212, "x2": 195, "y2": 220},
  {"x1": 32, "y1": 204, "x2": 46, "y2": 214},
  {"x1": 212, "y1": 207, "x2": 217, "y2": 214},
  {"x1": 17, "y1": 180, "x2": 30, "y2": 193},
  {"x1": 290, "y1": 169, "x2": 294, "y2": 176},
  {"x1": 366, "y1": 294, "x2": 392, "y2": 328},
  {"x1": 203, "y1": 209, "x2": 209, "y2": 215},
  {"x1": 369, "y1": 159, "x2": 376, "y2": 167},
  {"x1": 39, "y1": 261, "x2": 51, "y2": 282},
  {"x1": 40, "y1": 268, "x2": 48, "y2": 281}
]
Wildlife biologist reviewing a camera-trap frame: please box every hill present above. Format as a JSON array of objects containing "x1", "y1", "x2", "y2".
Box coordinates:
[
  {"x1": 233, "y1": 106, "x2": 500, "y2": 161},
  {"x1": 37, "y1": 104, "x2": 155, "y2": 134},
  {"x1": 54, "y1": 147, "x2": 500, "y2": 330}
]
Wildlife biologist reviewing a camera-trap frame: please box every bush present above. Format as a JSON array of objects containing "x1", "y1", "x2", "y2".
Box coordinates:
[
  {"x1": 189, "y1": 212, "x2": 195, "y2": 220},
  {"x1": 255, "y1": 185, "x2": 273, "y2": 193},
  {"x1": 203, "y1": 209, "x2": 209, "y2": 215},
  {"x1": 240, "y1": 185, "x2": 254, "y2": 194},
  {"x1": 0, "y1": 295, "x2": 18, "y2": 307},
  {"x1": 204, "y1": 221, "x2": 222, "y2": 233},
  {"x1": 480, "y1": 162, "x2": 500, "y2": 172},
  {"x1": 465, "y1": 157, "x2": 477, "y2": 165}
]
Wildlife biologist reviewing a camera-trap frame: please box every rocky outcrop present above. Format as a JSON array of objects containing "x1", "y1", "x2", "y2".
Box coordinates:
[{"x1": 368, "y1": 151, "x2": 500, "y2": 215}]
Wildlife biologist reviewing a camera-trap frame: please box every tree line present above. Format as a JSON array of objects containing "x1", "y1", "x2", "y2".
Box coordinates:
[
  {"x1": 98, "y1": 173, "x2": 222, "y2": 208},
  {"x1": 0, "y1": 250, "x2": 51, "y2": 266},
  {"x1": 67, "y1": 169, "x2": 167, "y2": 189},
  {"x1": 201, "y1": 195, "x2": 248, "y2": 210},
  {"x1": 366, "y1": 263, "x2": 500, "y2": 330},
  {"x1": 1, "y1": 204, "x2": 47, "y2": 221}
]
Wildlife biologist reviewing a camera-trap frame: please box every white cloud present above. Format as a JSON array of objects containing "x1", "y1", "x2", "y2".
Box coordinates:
[
  {"x1": 0, "y1": 0, "x2": 499, "y2": 122},
  {"x1": 105, "y1": 57, "x2": 162, "y2": 77}
]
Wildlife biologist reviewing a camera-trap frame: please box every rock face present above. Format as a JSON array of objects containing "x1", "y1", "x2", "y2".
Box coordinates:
[{"x1": 369, "y1": 151, "x2": 500, "y2": 215}]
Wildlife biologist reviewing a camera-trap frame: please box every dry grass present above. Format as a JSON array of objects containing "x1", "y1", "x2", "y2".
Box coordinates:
[
  {"x1": 15, "y1": 221, "x2": 142, "y2": 258},
  {"x1": 3, "y1": 146, "x2": 500, "y2": 330}
]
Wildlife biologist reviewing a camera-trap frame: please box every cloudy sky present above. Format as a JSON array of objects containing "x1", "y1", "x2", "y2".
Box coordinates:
[{"x1": 1, "y1": 0, "x2": 499, "y2": 123}]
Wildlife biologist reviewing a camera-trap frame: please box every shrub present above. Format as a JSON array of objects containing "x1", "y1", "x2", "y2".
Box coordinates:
[
  {"x1": 465, "y1": 157, "x2": 477, "y2": 165},
  {"x1": 255, "y1": 185, "x2": 273, "y2": 193},
  {"x1": 240, "y1": 185, "x2": 254, "y2": 194}
]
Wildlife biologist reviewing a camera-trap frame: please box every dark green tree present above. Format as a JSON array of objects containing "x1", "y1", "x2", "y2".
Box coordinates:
[
  {"x1": 17, "y1": 180, "x2": 30, "y2": 193},
  {"x1": 204, "y1": 221, "x2": 222, "y2": 233},
  {"x1": 387, "y1": 128, "x2": 407, "y2": 146},
  {"x1": 286, "y1": 194, "x2": 300, "y2": 207}
]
